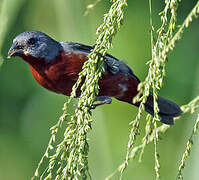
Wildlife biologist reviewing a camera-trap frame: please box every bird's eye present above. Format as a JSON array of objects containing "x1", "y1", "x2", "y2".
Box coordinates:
[{"x1": 27, "y1": 38, "x2": 36, "y2": 45}]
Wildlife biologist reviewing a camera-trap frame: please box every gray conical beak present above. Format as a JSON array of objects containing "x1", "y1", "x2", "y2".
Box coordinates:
[{"x1": 8, "y1": 43, "x2": 24, "y2": 58}]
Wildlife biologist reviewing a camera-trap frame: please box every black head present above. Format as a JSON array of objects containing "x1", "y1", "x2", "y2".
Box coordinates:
[{"x1": 8, "y1": 30, "x2": 62, "y2": 63}]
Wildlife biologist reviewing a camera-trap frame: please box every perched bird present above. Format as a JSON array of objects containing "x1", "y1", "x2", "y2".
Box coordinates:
[{"x1": 8, "y1": 30, "x2": 182, "y2": 125}]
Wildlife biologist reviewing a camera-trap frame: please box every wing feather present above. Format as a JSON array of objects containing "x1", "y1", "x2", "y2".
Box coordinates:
[{"x1": 60, "y1": 42, "x2": 140, "y2": 82}]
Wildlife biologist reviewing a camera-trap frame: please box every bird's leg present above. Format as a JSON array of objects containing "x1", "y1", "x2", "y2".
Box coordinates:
[
  {"x1": 90, "y1": 96, "x2": 112, "y2": 109},
  {"x1": 74, "y1": 96, "x2": 112, "y2": 110}
]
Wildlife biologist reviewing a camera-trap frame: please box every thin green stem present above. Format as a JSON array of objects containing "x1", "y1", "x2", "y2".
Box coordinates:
[
  {"x1": 32, "y1": 1, "x2": 127, "y2": 179},
  {"x1": 106, "y1": 1, "x2": 199, "y2": 179},
  {"x1": 176, "y1": 113, "x2": 199, "y2": 180},
  {"x1": 105, "y1": 95, "x2": 199, "y2": 179}
]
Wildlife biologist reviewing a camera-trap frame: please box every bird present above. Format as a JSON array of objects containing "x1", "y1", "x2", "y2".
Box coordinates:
[{"x1": 8, "y1": 30, "x2": 182, "y2": 125}]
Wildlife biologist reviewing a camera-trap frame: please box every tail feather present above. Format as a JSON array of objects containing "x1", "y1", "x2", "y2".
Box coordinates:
[
  {"x1": 114, "y1": 75, "x2": 182, "y2": 125},
  {"x1": 144, "y1": 95, "x2": 182, "y2": 125}
]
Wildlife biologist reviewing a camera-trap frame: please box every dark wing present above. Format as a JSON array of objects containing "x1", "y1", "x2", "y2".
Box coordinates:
[
  {"x1": 61, "y1": 41, "x2": 93, "y2": 53},
  {"x1": 60, "y1": 42, "x2": 140, "y2": 82}
]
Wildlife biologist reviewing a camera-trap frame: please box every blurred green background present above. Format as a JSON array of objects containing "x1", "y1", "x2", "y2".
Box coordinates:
[{"x1": 0, "y1": 0, "x2": 199, "y2": 179}]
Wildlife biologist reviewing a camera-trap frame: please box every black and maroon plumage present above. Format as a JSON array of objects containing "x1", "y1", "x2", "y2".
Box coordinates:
[{"x1": 8, "y1": 30, "x2": 182, "y2": 125}]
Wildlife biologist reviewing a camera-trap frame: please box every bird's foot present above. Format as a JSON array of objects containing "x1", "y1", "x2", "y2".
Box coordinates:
[
  {"x1": 74, "y1": 96, "x2": 112, "y2": 110},
  {"x1": 90, "y1": 96, "x2": 112, "y2": 109}
]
